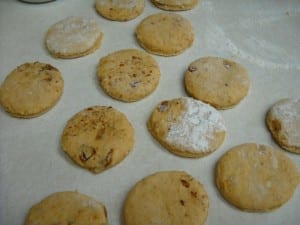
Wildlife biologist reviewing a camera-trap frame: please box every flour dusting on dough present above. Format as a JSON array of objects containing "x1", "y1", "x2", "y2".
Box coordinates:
[{"x1": 166, "y1": 97, "x2": 226, "y2": 152}]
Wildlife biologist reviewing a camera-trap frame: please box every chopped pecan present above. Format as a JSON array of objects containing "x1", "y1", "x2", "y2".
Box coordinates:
[
  {"x1": 79, "y1": 145, "x2": 96, "y2": 162},
  {"x1": 188, "y1": 65, "x2": 197, "y2": 72},
  {"x1": 96, "y1": 126, "x2": 105, "y2": 140},
  {"x1": 223, "y1": 60, "x2": 231, "y2": 69},
  {"x1": 132, "y1": 55, "x2": 141, "y2": 60},
  {"x1": 43, "y1": 76, "x2": 52, "y2": 82},
  {"x1": 130, "y1": 81, "x2": 140, "y2": 88},
  {"x1": 44, "y1": 64, "x2": 58, "y2": 71},
  {"x1": 180, "y1": 179, "x2": 190, "y2": 188},
  {"x1": 158, "y1": 101, "x2": 168, "y2": 112},
  {"x1": 104, "y1": 149, "x2": 114, "y2": 167},
  {"x1": 190, "y1": 191, "x2": 198, "y2": 198}
]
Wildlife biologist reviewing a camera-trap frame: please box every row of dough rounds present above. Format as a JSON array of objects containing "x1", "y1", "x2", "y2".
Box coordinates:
[
  {"x1": 0, "y1": 59, "x2": 299, "y2": 155},
  {"x1": 95, "y1": 0, "x2": 199, "y2": 21},
  {"x1": 44, "y1": 13, "x2": 194, "y2": 58},
  {"x1": 25, "y1": 147, "x2": 300, "y2": 225},
  {"x1": 0, "y1": 54, "x2": 251, "y2": 115},
  {"x1": 42, "y1": 0, "x2": 197, "y2": 58},
  {"x1": 44, "y1": 13, "x2": 195, "y2": 58}
]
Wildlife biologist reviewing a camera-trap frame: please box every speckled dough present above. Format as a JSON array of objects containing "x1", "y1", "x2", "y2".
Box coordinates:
[
  {"x1": 135, "y1": 13, "x2": 194, "y2": 56},
  {"x1": 97, "y1": 49, "x2": 160, "y2": 102},
  {"x1": 266, "y1": 98, "x2": 300, "y2": 154},
  {"x1": 0, "y1": 62, "x2": 63, "y2": 118},
  {"x1": 151, "y1": 0, "x2": 198, "y2": 11},
  {"x1": 61, "y1": 106, "x2": 134, "y2": 173},
  {"x1": 25, "y1": 191, "x2": 108, "y2": 225},
  {"x1": 184, "y1": 57, "x2": 250, "y2": 109},
  {"x1": 95, "y1": 0, "x2": 144, "y2": 21},
  {"x1": 215, "y1": 143, "x2": 300, "y2": 212},
  {"x1": 123, "y1": 171, "x2": 209, "y2": 225},
  {"x1": 147, "y1": 97, "x2": 226, "y2": 157},
  {"x1": 45, "y1": 16, "x2": 103, "y2": 58}
]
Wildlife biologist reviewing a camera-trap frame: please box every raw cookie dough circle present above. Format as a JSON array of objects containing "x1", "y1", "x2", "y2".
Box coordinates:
[
  {"x1": 215, "y1": 143, "x2": 300, "y2": 212},
  {"x1": 266, "y1": 98, "x2": 300, "y2": 153},
  {"x1": 135, "y1": 13, "x2": 194, "y2": 56},
  {"x1": 184, "y1": 57, "x2": 250, "y2": 109},
  {"x1": 151, "y1": 0, "x2": 198, "y2": 11},
  {"x1": 95, "y1": 0, "x2": 144, "y2": 21},
  {"x1": 123, "y1": 171, "x2": 209, "y2": 225},
  {"x1": 61, "y1": 106, "x2": 134, "y2": 173},
  {"x1": 97, "y1": 49, "x2": 161, "y2": 102},
  {"x1": 25, "y1": 191, "x2": 108, "y2": 225},
  {"x1": 147, "y1": 97, "x2": 226, "y2": 157},
  {"x1": 0, "y1": 62, "x2": 63, "y2": 118},
  {"x1": 45, "y1": 16, "x2": 103, "y2": 58}
]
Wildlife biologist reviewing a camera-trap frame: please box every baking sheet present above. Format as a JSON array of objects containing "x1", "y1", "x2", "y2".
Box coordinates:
[{"x1": 0, "y1": 0, "x2": 299, "y2": 224}]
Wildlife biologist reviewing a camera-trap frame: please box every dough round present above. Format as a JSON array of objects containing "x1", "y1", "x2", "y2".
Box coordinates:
[
  {"x1": 45, "y1": 16, "x2": 103, "y2": 58},
  {"x1": 123, "y1": 171, "x2": 209, "y2": 225},
  {"x1": 61, "y1": 106, "x2": 134, "y2": 173},
  {"x1": 215, "y1": 143, "x2": 300, "y2": 211},
  {"x1": 135, "y1": 13, "x2": 194, "y2": 56},
  {"x1": 266, "y1": 98, "x2": 300, "y2": 153},
  {"x1": 0, "y1": 62, "x2": 63, "y2": 118},
  {"x1": 95, "y1": 0, "x2": 144, "y2": 21},
  {"x1": 184, "y1": 57, "x2": 250, "y2": 109},
  {"x1": 25, "y1": 191, "x2": 108, "y2": 225},
  {"x1": 97, "y1": 49, "x2": 160, "y2": 102},
  {"x1": 151, "y1": 0, "x2": 198, "y2": 11},
  {"x1": 147, "y1": 97, "x2": 226, "y2": 157}
]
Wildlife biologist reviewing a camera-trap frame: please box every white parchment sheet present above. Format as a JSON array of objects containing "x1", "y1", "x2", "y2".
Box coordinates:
[{"x1": 0, "y1": 0, "x2": 299, "y2": 224}]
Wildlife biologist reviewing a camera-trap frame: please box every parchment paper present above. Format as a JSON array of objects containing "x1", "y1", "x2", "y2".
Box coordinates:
[{"x1": 0, "y1": 0, "x2": 299, "y2": 224}]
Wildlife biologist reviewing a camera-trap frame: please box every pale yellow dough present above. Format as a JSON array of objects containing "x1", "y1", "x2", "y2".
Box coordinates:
[
  {"x1": 95, "y1": 0, "x2": 144, "y2": 21},
  {"x1": 184, "y1": 56, "x2": 250, "y2": 109},
  {"x1": 25, "y1": 191, "x2": 108, "y2": 225},
  {"x1": 98, "y1": 49, "x2": 161, "y2": 102},
  {"x1": 124, "y1": 171, "x2": 209, "y2": 225},
  {"x1": 135, "y1": 13, "x2": 194, "y2": 56},
  {"x1": 0, "y1": 62, "x2": 63, "y2": 118},
  {"x1": 61, "y1": 106, "x2": 134, "y2": 173},
  {"x1": 151, "y1": 0, "x2": 198, "y2": 11},
  {"x1": 215, "y1": 143, "x2": 300, "y2": 212}
]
